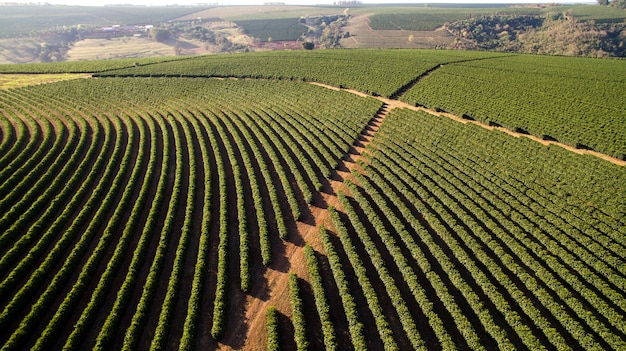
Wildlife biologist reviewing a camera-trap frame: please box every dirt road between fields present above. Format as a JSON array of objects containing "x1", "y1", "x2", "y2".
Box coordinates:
[{"x1": 311, "y1": 82, "x2": 626, "y2": 167}]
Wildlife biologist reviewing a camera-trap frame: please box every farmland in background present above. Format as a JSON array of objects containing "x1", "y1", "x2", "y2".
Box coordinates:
[
  {"x1": 95, "y1": 49, "x2": 498, "y2": 96},
  {"x1": 0, "y1": 5, "x2": 204, "y2": 37},
  {"x1": 356, "y1": 5, "x2": 626, "y2": 30},
  {"x1": 400, "y1": 54, "x2": 626, "y2": 159},
  {"x1": 91, "y1": 49, "x2": 626, "y2": 158},
  {"x1": 1, "y1": 4, "x2": 625, "y2": 64},
  {"x1": 366, "y1": 7, "x2": 542, "y2": 31},
  {"x1": 0, "y1": 48, "x2": 624, "y2": 350},
  {"x1": 233, "y1": 18, "x2": 307, "y2": 42}
]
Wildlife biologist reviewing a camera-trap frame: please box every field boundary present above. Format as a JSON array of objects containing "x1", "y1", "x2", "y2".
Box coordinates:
[
  {"x1": 13, "y1": 72, "x2": 624, "y2": 166},
  {"x1": 311, "y1": 82, "x2": 626, "y2": 167},
  {"x1": 388, "y1": 55, "x2": 514, "y2": 99}
]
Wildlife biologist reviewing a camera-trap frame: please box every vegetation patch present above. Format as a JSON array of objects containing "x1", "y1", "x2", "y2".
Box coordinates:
[
  {"x1": 234, "y1": 18, "x2": 307, "y2": 42},
  {"x1": 0, "y1": 38, "x2": 625, "y2": 351},
  {"x1": 0, "y1": 73, "x2": 86, "y2": 89},
  {"x1": 401, "y1": 54, "x2": 626, "y2": 158}
]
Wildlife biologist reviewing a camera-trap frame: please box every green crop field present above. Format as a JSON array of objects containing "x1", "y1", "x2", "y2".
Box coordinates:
[
  {"x1": 365, "y1": 5, "x2": 626, "y2": 31},
  {"x1": 369, "y1": 12, "x2": 474, "y2": 31},
  {"x1": 233, "y1": 18, "x2": 308, "y2": 42},
  {"x1": 367, "y1": 7, "x2": 542, "y2": 31},
  {"x1": 0, "y1": 6, "x2": 205, "y2": 37},
  {"x1": 556, "y1": 5, "x2": 626, "y2": 23},
  {"x1": 0, "y1": 56, "x2": 191, "y2": 74},
  {"x1": 96, "y1": 49, "x2": 500, "y2": 96},
  {"x1": 0, "y1": 49, "x2": 624, "y2": 350},
  {"x1": 400, "y1": 54, "x2": 626, "y2": 159}
]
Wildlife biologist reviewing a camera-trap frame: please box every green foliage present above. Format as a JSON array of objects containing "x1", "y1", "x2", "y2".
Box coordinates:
[
  {"x1": 0, "y1": 47, "x2": 624, "y2": 351},
  {"x1": 563, "y1": 4, "x2": 626, "y2": 22},
  {"x1": 333, "y1": 194, "x2": 427, "y2": 350},
  {"x1": 0, "y1": 76, "x2": 382, "y2": 349},
  {"x1": 266, "y1": 306, "x2": 280, "y2": 351},
  {"x1": 100, "y1": 49, "x2": 499, "y2": 97},
  {"x1": 0, "y1": 5, "x2": 205, "y2": 37},
  {"x1": 0, "y1": 56, "x2": 189, "y2": 73},
  {"x1": 366, "y1": 107, "x2": 626, "y2": 349},
  {"x1": 235, "y1": 18, "x2": 307, "y2": 42},
  {"x1": 367, "y1": 7, "x2": 543, "y2": 31},
  {"x1": 319, "y1": 224, "x2": 368, "y2": 350},
  {"x1": 447, "y1": 15, "x2": 544, "y2": 50},
  {"x1": 288, "y1": 273, "x2": 309, "y2": 351},
  {"x1": 402, "y1": 54, "x2": 626, "y2": 158},
  {"x1": 303, "y1": 245, "x2": 337, "y2": 350},
  {"x1": 370, "y1": 12, "x2": 472, "y2": 31},
  {"x1": 446, "y1": 12, "x2": 626, "y2": 57}
]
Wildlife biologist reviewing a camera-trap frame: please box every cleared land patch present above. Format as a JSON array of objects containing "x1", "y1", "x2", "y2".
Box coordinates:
[
  {"x1": 0, "y1": 73, "x2": 87, "y2": 89},
  {"x1": 340, "y1": 13, "x2": 456, "y2": 49},
  {"x1": 66, "y1": 37, "x2": 176, "y2": 61}
]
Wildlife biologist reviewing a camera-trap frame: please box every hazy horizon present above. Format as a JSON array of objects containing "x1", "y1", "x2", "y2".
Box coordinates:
[{"x1": 4, "y1": 0, "x2": 597, "y2": 6}]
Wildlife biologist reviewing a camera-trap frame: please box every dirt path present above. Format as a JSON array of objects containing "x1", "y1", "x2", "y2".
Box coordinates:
[
  {"x1": 311, "y1": 82, "x2": 626, "y2": 167},
  {"x1": 221, "y1": 102, "x2": 390, "y2": 350}
]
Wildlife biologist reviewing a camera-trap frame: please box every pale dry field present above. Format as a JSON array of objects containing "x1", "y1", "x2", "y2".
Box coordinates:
[
  {"x1": 0, "y1": 73, "x2": 87, "y2": 89},
  {"x1": 340, "y1": 13, "x2": 455, "y2": 49},
  {"x1": 175, "y1": 5, "x2": 337, "y2": 21},
  {"x1": 0, "y1": 38, "x2": 42, "y2": 64},
  {"x1": 66, "y1": 37, "x2": 176, "y2": 61}
]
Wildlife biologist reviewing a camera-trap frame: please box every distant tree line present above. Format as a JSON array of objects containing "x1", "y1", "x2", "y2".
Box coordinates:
[
  {"x1": 447, "y1": 12, "x2": 626, "y2": 57},
  {"x1": 597, "y1": 0, "x2": 626, "y2": 8}
]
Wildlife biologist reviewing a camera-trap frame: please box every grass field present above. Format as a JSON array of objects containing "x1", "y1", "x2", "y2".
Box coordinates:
[
  {"x1": 0, "y1": 73, "x2": 86, "y2": 89},
  {"x1": 66, "y1": 37, "x2": 176, "y2": 61},
  {"x1": 0, "y1": 42, "x2": 624, "y2": 351}
]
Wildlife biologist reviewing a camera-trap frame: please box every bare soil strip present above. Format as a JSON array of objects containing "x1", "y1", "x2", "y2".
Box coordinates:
[
  {"x1": 311, "y1": 82, "x2": 626, "y2": 167},
  {"x1": 220, "y1": 102, "x2": 389, "y2": 350}
]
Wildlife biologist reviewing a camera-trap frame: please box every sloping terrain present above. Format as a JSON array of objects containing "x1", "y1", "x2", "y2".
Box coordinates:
[{"x1": 0, "y1": 50, "x2": 624, "y2": 350}]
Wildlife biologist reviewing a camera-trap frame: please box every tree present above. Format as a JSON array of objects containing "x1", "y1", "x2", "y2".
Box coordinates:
[
  {"x1": 150, "y1": 28, "x2": 171, "y2": 43},
  {"x1": 302, "y1": 41, "x2": 314, "y2": 50},
  {"x1": 610, "y1": 0, "x2": 626, "y2": 8},
  {"x1": 597, "y1": 0, "x2": 609, "y2": 5}
]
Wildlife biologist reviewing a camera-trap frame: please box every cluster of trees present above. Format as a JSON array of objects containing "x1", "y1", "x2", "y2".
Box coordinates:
[
  {"x1": 318, "y1": 16, "x2": 349, "y2": 48},
  {"x1": 447, "y1": 15, "x2": 543, "y2": 50},
  {"x1": 516, "y1": 14, "x2": 626, "y2": 57},
  {"x1": 447, "y1": 12, "x2": 626, "y2": 57},
  {"x1": 597, "y1": 0, "x2": 626, "y2": 8},
  {"x1": 151, "y1": 21, "x2": 245, "y2": 53}
]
